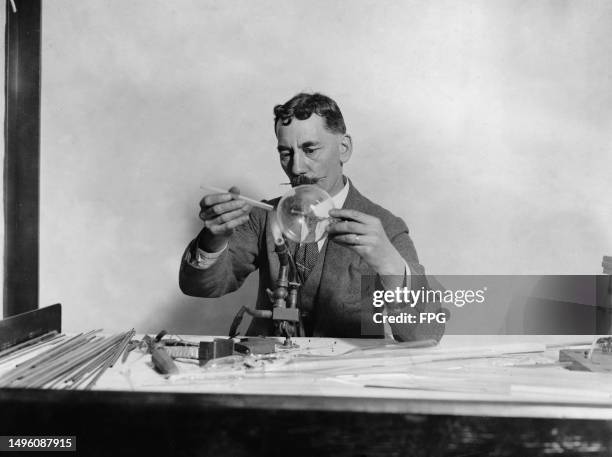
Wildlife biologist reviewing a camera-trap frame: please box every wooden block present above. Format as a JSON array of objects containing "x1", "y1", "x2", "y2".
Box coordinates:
[
  {"x1": 198, "y1": 339, "x2": 234, "y2": 361},
  {"x1": 0, "y1": 304, "x2": 61, "y2": 352}
]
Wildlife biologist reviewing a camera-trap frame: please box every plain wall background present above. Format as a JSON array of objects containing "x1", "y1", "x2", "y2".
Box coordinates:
[{"x1": 38, "y1": 0, "x2": 612, "y2": 334}]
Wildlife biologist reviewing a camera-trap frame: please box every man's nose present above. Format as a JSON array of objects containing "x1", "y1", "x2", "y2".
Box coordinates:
[{"x1": 291, "y1": 150, "x2": 307, "y2": 175}]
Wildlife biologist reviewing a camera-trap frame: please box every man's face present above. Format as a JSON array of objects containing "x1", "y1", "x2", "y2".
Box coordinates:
[{"x1": 275, "y1": 115, "x2": 351, "y2": 196}]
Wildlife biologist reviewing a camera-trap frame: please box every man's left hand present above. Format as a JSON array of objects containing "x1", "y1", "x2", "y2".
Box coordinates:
[{"x1": 327, "y1": 209, "x2": 405, "y2": 276}]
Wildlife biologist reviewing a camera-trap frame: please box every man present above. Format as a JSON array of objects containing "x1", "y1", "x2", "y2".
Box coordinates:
[{"x1": 180, "y1": 93, "x2": 444, "y2": 341}]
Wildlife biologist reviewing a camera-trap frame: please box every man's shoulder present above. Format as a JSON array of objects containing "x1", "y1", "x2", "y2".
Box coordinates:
[
  {"x1": 248, "y1": 197, "x2": 279, "y2": 224},
  {"x1": 347, "y1": 184, "x2": 409, "y2": 234},
  {"x1": 247, "y1": 196, "x2": 280, "y2": 223}
]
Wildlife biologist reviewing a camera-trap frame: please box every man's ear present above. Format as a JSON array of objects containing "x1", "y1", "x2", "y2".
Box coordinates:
[{"x1": 339, "y1": 134, "x2": 352, "y2": 164}]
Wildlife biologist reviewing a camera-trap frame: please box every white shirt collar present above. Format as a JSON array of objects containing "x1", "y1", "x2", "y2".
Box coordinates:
[
  {"x1": 330, "y1": 177, "x2": 350, "y2": 209},
  {"x1": 312, "y1": 178, "x2": 349, "y2": 250}
]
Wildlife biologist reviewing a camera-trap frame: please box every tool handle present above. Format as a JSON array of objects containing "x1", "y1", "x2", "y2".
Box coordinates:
[
  {"x1": 150, "y1": 346, "x2": 179, "y2": 375},
  {"x1": 143, "y1": 335, "x2": 179, "y2": 375}
]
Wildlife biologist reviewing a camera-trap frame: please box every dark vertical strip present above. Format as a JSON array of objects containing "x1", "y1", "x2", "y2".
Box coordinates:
[{"x1": 3, "y1": 0, "x2": 42, "y2": 316}]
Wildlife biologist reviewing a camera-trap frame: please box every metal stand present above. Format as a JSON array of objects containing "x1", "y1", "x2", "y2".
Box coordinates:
[{"x1": 228, "y1": 239, "x2": 302, "y2": 345}]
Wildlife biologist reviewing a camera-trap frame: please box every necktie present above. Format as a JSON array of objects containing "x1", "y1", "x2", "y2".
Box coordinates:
[{"x1": 295, "y1": 242, "x2": 319, "y2": 282}]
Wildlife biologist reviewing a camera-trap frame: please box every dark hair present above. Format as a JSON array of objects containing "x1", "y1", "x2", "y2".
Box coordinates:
[{"x1": 273, "y1": 92, "x2": 346, "y2": 134}]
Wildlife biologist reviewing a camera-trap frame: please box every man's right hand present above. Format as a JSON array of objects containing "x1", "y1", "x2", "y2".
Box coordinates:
[{"x1": 198, "y1": 186, "x2": 252, "y2": 252}]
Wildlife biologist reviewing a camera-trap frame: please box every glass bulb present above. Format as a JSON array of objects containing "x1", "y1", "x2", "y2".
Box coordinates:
[{"x1": 275, "y1": 185, "x2": 335, "y2": 244}]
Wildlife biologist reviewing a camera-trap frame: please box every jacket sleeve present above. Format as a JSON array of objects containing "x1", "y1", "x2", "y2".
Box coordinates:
[
  {"x1": 386, "y1": 226, "x2": 448, "y2": 343},
  {"x1": 178, "y1": 208, "x2": 265, "y2": 298}
]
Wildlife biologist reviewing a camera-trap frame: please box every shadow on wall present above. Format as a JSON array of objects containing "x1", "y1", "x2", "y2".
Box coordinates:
[
  {"x1": 138, "y1": 272, "x2": 260, "y2": 336},
  {"x1": 503, "y1": 276, "x2": 611, "y2": 335},
  {"x1": 434, "y1": 275, "x2": 610, "y2": 335},
  {"x1": 137, "y1": 274, "x2": 611, "y2": 337}
]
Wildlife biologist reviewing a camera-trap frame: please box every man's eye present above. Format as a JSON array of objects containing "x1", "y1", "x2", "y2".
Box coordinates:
[{"x1": 304, "y1": 148, "x2": 318, "y2": 154}]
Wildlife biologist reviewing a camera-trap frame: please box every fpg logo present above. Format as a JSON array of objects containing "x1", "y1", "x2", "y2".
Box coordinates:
[{"x1": 419, "y1": 312, "x2": 447, "y2": 324}]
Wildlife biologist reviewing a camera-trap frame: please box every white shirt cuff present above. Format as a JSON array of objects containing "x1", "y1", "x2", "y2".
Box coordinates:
[{"x1": 188, "y1": 243, "x2": 228, "y2": 269}]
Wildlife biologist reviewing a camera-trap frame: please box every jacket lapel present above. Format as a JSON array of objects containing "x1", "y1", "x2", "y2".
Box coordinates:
[{"x1": 316, "y1": 181, "x2": 366, "y2": 317}]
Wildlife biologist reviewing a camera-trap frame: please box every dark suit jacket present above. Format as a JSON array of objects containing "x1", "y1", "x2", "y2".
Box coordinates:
[{"x1": 180, "y1": 181, "x2": 445, "y2": 341}]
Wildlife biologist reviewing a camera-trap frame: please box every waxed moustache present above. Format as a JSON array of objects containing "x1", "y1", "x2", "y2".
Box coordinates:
[{"x1": 290, "y1": 175, "x2": 320, "y2": 186}]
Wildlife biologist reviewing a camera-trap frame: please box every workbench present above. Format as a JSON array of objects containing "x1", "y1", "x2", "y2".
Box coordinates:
[{"x1": 1, "y1": 335, "x2": 611, "y2": 456}]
